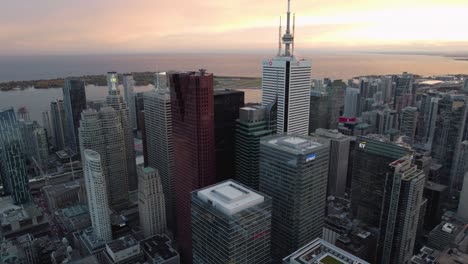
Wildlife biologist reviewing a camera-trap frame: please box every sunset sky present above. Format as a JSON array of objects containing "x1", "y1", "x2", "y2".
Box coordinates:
[{"x1": 1, "y1": 0, "x2": 468, "y2": 55}]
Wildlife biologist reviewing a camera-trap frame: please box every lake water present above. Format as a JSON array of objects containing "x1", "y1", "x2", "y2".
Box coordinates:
[{"x1": 1, "y1": 52, "x2": 467, "y2": 124}]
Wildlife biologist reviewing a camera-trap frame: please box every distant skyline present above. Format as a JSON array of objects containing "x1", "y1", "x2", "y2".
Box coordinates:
[{"x1": 1, "y1": 0, "x2": 468, "y2": 55}]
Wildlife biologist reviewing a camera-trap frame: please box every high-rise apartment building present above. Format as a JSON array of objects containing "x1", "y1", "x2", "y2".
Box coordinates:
[
  {"x1": 191, "y1": 180, "x2": 272, "y2": 264},
  {"x1": 235, "y1": 105, "x2": 274, "y2": 190},
  {"x1": 214, "y1": 89, "x2": 244, "y2": 182},
  {"x1": 262, "y1": 0, "x2": 311, "y2": 135},
  {"x1": 379, "y1": 156, "x2": 425, "y2": 264},
  {"x1": 19, "y1": 120, "x2": 37, "y2": 159},
  {"x1": 400, "y1": 106, "x2": 418, "y2": 144},
  {"x1": 393, "y1": 73, "x2": 414, "y2": 113},
  {"x1": 63, "y1": 78, "x2": 87, "y2": 154},
  {"x1": 143, "y1": 74, "x2": 176, "y2": 232},
  {"x1": 50, "y1": 100, "x2": 67, "y2": 150},
  {"x1": 41, "y1": 111, "x2": 53, "y2": 143},
  {"x1": 313, "y1": 128, "x2": 351, "y2": 197},
  {"x1": 138, "y1": 165, "x2": 167, "y2": 238},
  {"x1": 79, "y1": 108, "x2": 129, "y2": 208},
  {"x1": 106, "y1": 72, "x2": 137, "y2": 191},
  {"x1": 259, "y1": 134, "x2": 329, "y2": 262},
  {"x1": 0, "y1": 118, "x2": 30, "y2": 204},
  {"x1": 83, "y1": 149, "x2": 112, "y2": 242},
  {"x1": 169, "y1": 70, "x2": 216, "y2": 263},
  {"x1": 123, "y1": 74, "x2": 137, "y2": 130}
]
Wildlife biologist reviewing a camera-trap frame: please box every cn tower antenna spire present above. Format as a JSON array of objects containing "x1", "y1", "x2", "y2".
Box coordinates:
[{"x1": 282, "y1": 0, "x2": 294, "y2": 56}]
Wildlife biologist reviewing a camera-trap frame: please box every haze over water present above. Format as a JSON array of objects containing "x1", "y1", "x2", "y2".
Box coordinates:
[{"x1": 1, "y1": 52, "x2": 467, "y2": 124}]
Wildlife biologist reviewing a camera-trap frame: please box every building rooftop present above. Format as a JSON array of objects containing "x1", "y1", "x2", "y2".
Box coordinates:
[
  {"x1": 196, "y1": 180, "x2": 264, "y2": 216},
  {"x1": 106, "y1": 235, "x2": 138, "y2": 253},
  {"x1": 283, "y1": 238, "x2": 369, "y2": 264},
  {"x1": 265, "y1": 135, "x2": 325, "y2": 153},
  {"x1": 140, "y1": 235, "x2": 179, "y2": 262},
  {"x1": 80, "y1": 228, "x2": 106, "y2": 251}
]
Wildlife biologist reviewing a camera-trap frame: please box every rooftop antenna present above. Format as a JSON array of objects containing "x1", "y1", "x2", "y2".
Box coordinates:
[
  {"x1": 292, "y1": 13, "x2": 296, "y2": 56},
  {"x1": 278, "y1": 16, "x2": 282, "y2": 56},
  {"x1": 282, "y1": 0, "x2": 294, "y2": 56}
]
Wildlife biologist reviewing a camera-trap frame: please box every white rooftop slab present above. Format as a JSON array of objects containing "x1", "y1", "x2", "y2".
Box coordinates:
[
  {"x1": 197, "y1": 180, "x2": 264, "y2": 216},
  {"x1": 268, "y1": 135, "x2": 323, "y2": 151}
]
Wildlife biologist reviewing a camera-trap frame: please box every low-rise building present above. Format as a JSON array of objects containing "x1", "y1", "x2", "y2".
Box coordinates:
[
  {"x1": 0, "y1": 197, "x2": 48, "y2": 239},
  {"x1": 140, "y1": 235, "x2": 179, "y2": 264},
  {"x1": 42, "y1": 179, "x2": 86, "y2": 211},
  {"x1": 104, "y1": 235, "x2": 143, "y2": 264},
  {"x1": 282, "y1": 238, "x2": 369, "y2": 264}
]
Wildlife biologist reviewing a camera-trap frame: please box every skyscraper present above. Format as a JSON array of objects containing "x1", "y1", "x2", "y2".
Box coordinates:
[
  {"x1": 83, "y1": 149, "x2": 112, "y2": 242},
  {"x1": 457, "y1": 172, "x2": 468, "y2": 220},
  {"x1": 262, "y1": 0, "x2": 311, "y2": 135},
  {"x1": 450, "y1": 140, "x2": 468, "y2": 192},
  {"x1": 400, "y1": 106, "x2": 418, "y2": 144},
  {"x1": 137, "y1": 165, "x2": 167, "y2": 238},
  {"x1": 432, "y1": 94, "x2": 467, "y2": 188},
  {"x1": 328, "y1": 80, "x2": 346, "y2": 129},
  {"x1": 33, "y1": 128, "x2": 48, "y2": 172},
  {"x1": 41, "y1": 111, "x2": 53, "y2": 144},
  {"x1": 0, "y1": 118, "x2": 30, "y2": 204},
  {"x1": 313, "y1": 128, "x2": 351, "y2": 197},
  {"x1": 191, "y1": 180, "x2": 272, "y2": 264},
  {"x1": 308, "y1": 90, "x2": 329, "y2": 134},
  {"x1": 50, "y1": 100, "x2": 67, "y2": 150},
  {"x1": 143, "y1": 73, "x2": 176, "y2": 232},
  {"x1": 123, "y1": 74, "x2": 137, "y2": 130},
  {"x1": 214, "y1": 89, "x2": 245, "y2": 182},
  {"x1": 235, "y1": 105, "x2": 274, "y2": 190},
  {"x1": 79, "y1": 108, "x2": 129, "y2": 208},
  {"x1": 106, "y1": 72, "x2": 137, "y2": 191},
  {"x1": 351, "y1": 136, "x2": 425, "y2": 263},
  {"x1": 169, "y1": 70, "x2": 216, "y2": 263},
  {"x1": 259, "y1": 134, "x2": 329, "y2": 262},
  {"x1": 63, "y1": 78, "x2": 87, "y2": 154},
  {"x1": 379, "y1": 156, "x2": 425, "y2": 264},
  {"x1": 343, "y1": 87, "x2": 361, "y2": 118},
  {"x1": 351, "y1": 136, "x2": 411, "y2": 228}
]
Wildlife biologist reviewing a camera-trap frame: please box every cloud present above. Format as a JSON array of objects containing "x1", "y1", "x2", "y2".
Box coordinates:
[{"x1": 0, "y1": 0, "x2": 467, "y2": 55}]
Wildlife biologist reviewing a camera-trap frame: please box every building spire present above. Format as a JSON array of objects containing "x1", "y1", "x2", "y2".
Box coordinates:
[
  {"x1": 282, "y1": 0, "x2": 294, "y2": 57},
  {"x1": 278, "y1": 16, "x2": 282, "y2": 56}
]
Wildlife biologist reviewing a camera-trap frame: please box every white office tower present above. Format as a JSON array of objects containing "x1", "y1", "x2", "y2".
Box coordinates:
[
  {"x1": 123, "y1": 74, "x2": 137, "y2": 130},
  {"x1": 262, "y1": 0, "x2": 311, "y2": 135},
  {"x1": 79, "y1": 108, "x2": 129, "y2": 208},
  {"x1": 83, "y1": 149, "x2": 112, "y2": 242},
  {"x1": 343, "y1": 87, "x2": 361, "y2": 118},
  {"x1": 143, "y1": 73, "x2": 176, "y2": 232},
  {"x1": 138, "y1": 165, "x2": 167, "y2": 238},
  {"x1": 106, "y1": 72, "x2": 137, "y2": 191}
]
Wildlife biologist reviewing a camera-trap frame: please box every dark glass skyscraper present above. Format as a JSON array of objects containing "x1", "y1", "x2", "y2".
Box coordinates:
[
  {"x1": 63, "y1": 78, "x2": 87, "y2": 154},
  {"x1": 259, "y1": 134, "x2": 329, "y2": 262},
  {"x1": 0, "y1": 117, "x2": 30, "y2": 204},
  {"x1": 169, "y1": 70, "x2": 216, "y2": 263},
  {"x1": 235, "y1": 105, "x2": 274, "y2": 190},
  {"x1": 214, "y1": 89, "x2": 244, "y2": 182}
]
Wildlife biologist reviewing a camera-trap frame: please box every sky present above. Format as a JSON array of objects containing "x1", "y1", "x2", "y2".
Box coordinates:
[{"x1": 1, "y1": 0, "x2": 468, "y2": 55}]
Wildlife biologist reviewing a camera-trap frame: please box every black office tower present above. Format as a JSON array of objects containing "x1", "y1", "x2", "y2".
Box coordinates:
[
  {"x1": 63, "y1": 78, "x2": 87, "y2": 154},
  {"x1": 214, "y1": 89, "x2": 244, "y2": 182}
]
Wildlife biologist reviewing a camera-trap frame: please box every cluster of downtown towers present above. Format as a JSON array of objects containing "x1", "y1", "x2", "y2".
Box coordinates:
[{"x1": 2, "y1": 4, "x2": 468, "y2": 264}]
